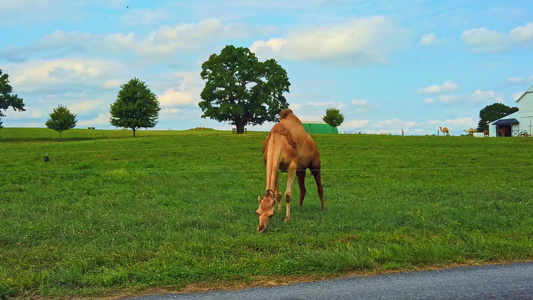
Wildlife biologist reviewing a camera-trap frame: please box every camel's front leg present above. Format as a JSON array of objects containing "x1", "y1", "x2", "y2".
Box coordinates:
[
  {"x1": 284, "y1": 167, "x2": 296, "y2": 222},
  {"x1": 275, "y1": 181, "x2": 282, "y2": 211}
]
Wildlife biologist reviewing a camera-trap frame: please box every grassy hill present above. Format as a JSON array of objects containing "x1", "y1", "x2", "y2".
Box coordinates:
[{"x1": 1, "y1": 128, "x2": 532, "y2": 298}]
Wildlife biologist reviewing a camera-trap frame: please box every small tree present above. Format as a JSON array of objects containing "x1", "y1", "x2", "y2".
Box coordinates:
[
  {"x1": 477, "y1": 103, "x2": 518, "y2": 132},
  {"x1": 45, "y1": 104, "x2": 77, "y2": 139},
  {"x1": 322, "y1": 108, "x2": 344, "y2": 133},
  {"x1": 199, "y1": 45, "x2": 291, "y2": 134},
  {"x1": 0, "y1": 69, "x2": 25, "y2": 129},
  {"x1": 110, "y1": 78, "x2": 160, "y2": 137}
]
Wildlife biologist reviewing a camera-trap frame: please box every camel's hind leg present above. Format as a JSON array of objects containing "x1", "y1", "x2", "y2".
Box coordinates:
[
  {"x1": 311, "y1": 168, "x2": 324, "y2": 210},
  {"x1": 297, "y1": 170, "x2": 307, "y2": 207},
  {"x1": 284, "y1": 167, "x2": 297, "y2": 222}
]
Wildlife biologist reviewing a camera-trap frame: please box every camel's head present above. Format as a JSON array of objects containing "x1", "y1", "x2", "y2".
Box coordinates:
[{"x1": 256, "y1": 190, "x2": 276, "y2": 233}]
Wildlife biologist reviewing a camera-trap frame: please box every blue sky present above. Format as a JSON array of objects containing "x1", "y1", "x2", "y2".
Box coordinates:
[{"x1": 1, "y1": 0, "x2": 533, "y2": 135}]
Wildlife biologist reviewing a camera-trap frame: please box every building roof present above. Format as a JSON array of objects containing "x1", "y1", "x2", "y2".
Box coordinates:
[
  {"x1": 301, "y1": 122, "x2": 339, "y2": 134},
  {"x1": 301, "y1": 121, "x2": 327, "y2": 124},
  {"x1": 492, "y1": 118, "x2": 519, "y2": 126},
  {"x1": 516, "y1": 84, "x2": 533, "y2": 103}
]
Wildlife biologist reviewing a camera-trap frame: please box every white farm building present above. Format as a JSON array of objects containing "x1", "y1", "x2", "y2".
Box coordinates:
[{"x1": 489, "y1": 85, "x2": 533, "y2": 137}]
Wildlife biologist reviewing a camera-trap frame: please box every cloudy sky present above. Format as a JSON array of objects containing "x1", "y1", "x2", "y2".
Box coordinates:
[{"x1": 1, "y1": 0, "x2": 533, "y2": 135}]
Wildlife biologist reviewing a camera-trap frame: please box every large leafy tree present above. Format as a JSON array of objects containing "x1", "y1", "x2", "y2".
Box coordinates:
[
  {"x1": 45, "y1": 104, "x2": 77, "y2": 139},
  {"x1": 477, "y1": 103, "x2": 518, "y2": 132},
  {"x1": 199, "y1": 45, "x2": 291, "y2": 134},
  {"x1": 323, "y1": 108, "x2": 344, "y2": 133},
  {"x1": 110, "y1": 78, "x2": 161, "y2": 137},
  {"x1": 0, "y1": 69, "x2": 25, "y2": 129}
]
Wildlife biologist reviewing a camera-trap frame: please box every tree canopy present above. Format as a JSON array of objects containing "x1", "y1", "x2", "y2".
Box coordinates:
[
  {"x1": 0, "y1": 69, "x2": 25, "y2": 129},
  {"x1": 199, "y1": 45, "x2": 290, "y2": 134},
  {"x1": 109, "y1": 78, "x2": 160, "y2": 137},
  {"x1": 477, "y1": 103, "x2": 518, "y2": 132},
  {"x1": 45, "y1": 104, "x2": 77, "y2": 139},
  {"x1": 323, "y1": 108, "x2": 344, "y2": 133}
]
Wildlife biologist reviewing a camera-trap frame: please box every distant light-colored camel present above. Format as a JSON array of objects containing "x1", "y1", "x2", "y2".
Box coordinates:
[
  {"x1": 464, "y1": 128, "x2": 476, "y2": 136},
  {"x1": 256, "y1": 109, "x2": 324, "y2": 233},
  {"x1": 439, "y1": 127, "x2": 450, "y2": 136},
  {"x1": 483, "y1": 130, "x2": 489, "y2": 137}
]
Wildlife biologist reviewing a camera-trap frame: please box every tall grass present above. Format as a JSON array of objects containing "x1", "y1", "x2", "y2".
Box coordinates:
[{"x1": 1, "y1": 128, "x2": 532, "y2": 298}]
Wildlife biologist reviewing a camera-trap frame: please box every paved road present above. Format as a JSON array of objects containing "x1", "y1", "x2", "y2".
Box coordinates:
[{"x1": 128, "y1": 262, "x2": 533, "y2": 300}]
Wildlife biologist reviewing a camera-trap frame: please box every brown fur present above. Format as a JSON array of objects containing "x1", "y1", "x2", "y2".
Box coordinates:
[
  {"x1": 256, "y1": 109, "x2": 324, "y2": 233},
  {"x1": 279, "y1": 108, "x2": 293, "y2": 120},
  {"x1": 439, "y1": 127, "x2": 450, "y2": 136},
  {"x1": 497, "y1": 127, "x2": 509, "y2": 137},
  {"x1": 483, "y1": 130, "x2": 489, "y2": 137}
]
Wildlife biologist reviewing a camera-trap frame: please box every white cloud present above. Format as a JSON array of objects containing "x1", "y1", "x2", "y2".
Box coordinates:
[
  {"x1": 417, "y1": 80, "x2": 459, "y2": 94},
  {"x1": 304, "y1": 101, "x2": 348, "y2": 110},
  {"x1": 419, "y1": 33, "x2": 446, "y2": 46},
  {"x1": 343, "y1": 120, "x2": 369, "y2": 128},
  {"x1": 7, "y1": 106, "x2": 43, "y2": 119},
  {"x1": 507, "y1": 76, "x2": 525, "y2": 83},
  {"x1": 509, "y1": 22, "x2": 533, "y2": 43},
  {"x1": 156, "y1": 71, "x2": 203, "y2": 108},
  {"x1": 139, "y1": 18, "x2": 224, "y2": 56},
  {"x1": 289, "y1": 103, "x2": 301, "y2": 111},
  {"x1": 0, "y1": 0, "x2": 69, "y2": 26},
  {"x1": 424, "y1": 98, "x2": 436, "y2": 104},
  {"x1": 462, "y1": 22, "x2": 533, "y2": 53},
  {"x1": 470, "y1": 90, "x2": 504, "y2": 104},
  {"x1": 123, "y1": 8, "x2": 170, "y2": 26},
  {"x1": 105, "y1": 32, "x2": 135, "y2": 52},
  {"x1": 461, "y1": 27, "x2": 508, "y2": 53},
  {"x1": 1, "y1": 18, "x2": 273, "y2": 64},
  {"x1": 512, "y1": 91, "x2": 525, "y2": 101},
  {"x1": 375, "y1": 119, "x2": 416, "y2": 128},
  {"x1": 300, "y1": 116, "x2": 322, "y2": 123},
  {"x1": 350, "y1": 99, "x2": 378, "y2": 111},
  {"x1": 6, "y1": 58, "x2": 123, "y2": 93},
  {"x1": 77, "y1": 113, "x2": 110, "y2": 127},
  {"x1": 445, "y1": 117, "x2": 473, "y2": 126},
  {"x1": 250, "y1": 38, "x2": 288, "y2": 53},
  {"x1": 158, "y1": 88, "x2": 195, "y2": 107},
  {"x1": 250, "y1": 16, "x2": 410, "y2": 65},
  {"x1": 437, "y1": 95, "x2": 460, "y2": 104},
  {"x1": 104, "y1": 80, "x2": 121, "y2": 89},
  {"x1": 68, "y1": 100, "x2": 104, "y2": 115},
  {"x1": 161, "y1": 108, "x2": 181, "y2": 115},
  {"x1": 137, "y1": 18, "x2": 269, "y2": 59}
]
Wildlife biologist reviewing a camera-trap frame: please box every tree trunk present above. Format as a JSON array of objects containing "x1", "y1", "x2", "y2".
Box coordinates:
[
  {"x1": 236, "y1": 123, "x2": 246, "y2": 134},
  {"x1": 133, "y1": 128, "x2": 136, "y2": 137}
]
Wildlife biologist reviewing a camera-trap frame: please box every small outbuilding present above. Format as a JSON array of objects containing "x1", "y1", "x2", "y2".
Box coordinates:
[
  {"x1": 489, "y1": 85, "x2": 533, "y2": 137},
  {"x1": 301, "y1": 121, "x2": 339, "y2": 134}
]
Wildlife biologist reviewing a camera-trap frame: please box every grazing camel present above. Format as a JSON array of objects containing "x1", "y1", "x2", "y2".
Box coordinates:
[
  {"x1": 483, "y1": 130, "x2": 489, "y2": 137},
  {"x1": 439, "y1": 127, "x2": 450, "y2": 136},
  {"x1": 256, "y1": 109, "x2": 324, "y2": 233},
  {"x1": 464, "y1": 128, "x2": 476, "y2": 136}
]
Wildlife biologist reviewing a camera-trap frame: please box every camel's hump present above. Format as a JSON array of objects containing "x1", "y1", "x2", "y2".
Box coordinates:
[{"x1": 280, "y1": 109, "x2": 293, "y2": 120}]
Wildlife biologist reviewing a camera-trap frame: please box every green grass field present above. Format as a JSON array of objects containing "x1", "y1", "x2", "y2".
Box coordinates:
[{"x1": 1, "y1": 128, "x2": 532, "y2": 298}]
